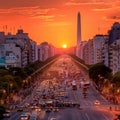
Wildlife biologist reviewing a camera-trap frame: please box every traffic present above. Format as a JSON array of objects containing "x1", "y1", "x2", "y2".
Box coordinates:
[{"x1": 3, "y1": 55, "x2": 117, "y2": 120}]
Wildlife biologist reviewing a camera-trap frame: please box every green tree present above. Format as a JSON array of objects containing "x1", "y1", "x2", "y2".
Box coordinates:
[
  {"x1": 1, "y1": 75, "x2": 19, "y2": 94},
  {"x1": 0, "y1": 105, "x2": 5, "y2": 119},
  {"x1": 111, "y1": 71, "x2": 120, "y2": 88},
  {"x1": 89, "y1": 63, "x2": 112, "y2": 84},
  {"x1": 14, "y1": 76, "x2": 22, "y2": 88},
  {"x1": 13, "y1": 68, "x2": 28, "y2": 79},
  {"x1": 0, "y1": 69, "x2": 10, "y2": 76}
]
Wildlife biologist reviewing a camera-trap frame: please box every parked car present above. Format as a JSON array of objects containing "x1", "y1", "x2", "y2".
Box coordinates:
[
  {"x1": 94, "y1": 100, "x2": 100, "y2": 105},
  {"x1": 46, "y1": 108, "x2": 52, "y2": 113},
  {"x1": 53, "y1": 107, "x2": 59, "y2": 112},
  {"x1": 35, "y1": 107, "x2": 41, "y2": 112},
  {"x1": 29, "y1": 114, "x2": 37, "y2": 120},
  {"x1": 20, "y1": 113, "x2": 30, "y2": 120},
  {"x1": 3, "y1": 110, "x2": 11, "y2": 118}
]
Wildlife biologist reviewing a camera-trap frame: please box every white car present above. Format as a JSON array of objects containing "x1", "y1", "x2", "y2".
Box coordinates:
[
  {"x1": 20, "y1": 113, "x2": 30, "y2": 120},
  {"x1": 3, "y1": 111, "x2": 11, "y2": 118},
  {"x1": 94, "y1": 100, "x2": 100, "y2": 105}
]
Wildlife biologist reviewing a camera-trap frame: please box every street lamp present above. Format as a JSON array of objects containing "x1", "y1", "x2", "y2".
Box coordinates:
[
  {"x1": 7, "y1": 83, "x2": 13, "y2": 103},
  {"x1": 22, "y1": 79, "x2": 28, "y2": 88},
  {"x1": 0, "y1": 89, "x2": 6, "y2": 104},
  {"x1": 10, "y1": 83, "x2": 13, "y2": 93}
]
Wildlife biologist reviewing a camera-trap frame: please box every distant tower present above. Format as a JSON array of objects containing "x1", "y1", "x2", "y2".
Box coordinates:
[{"x1": 77, "y1": 12, "x2": 81, "y2": 45}]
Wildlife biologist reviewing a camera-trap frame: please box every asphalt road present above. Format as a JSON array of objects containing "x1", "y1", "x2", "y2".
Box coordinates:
[{"x1": 3, "y1": 55, "x2": 116, "y2": 120}]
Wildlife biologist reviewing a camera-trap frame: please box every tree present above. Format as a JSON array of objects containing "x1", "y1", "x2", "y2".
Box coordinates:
[
  {"x1": 111, "y1": 71, "x2": 120, "y2": 88},
  {"x1": 0, "y1": 105, "x2": 5, "y2": 119},
  {"x1": 0, "y1": 69, "x2": 10, "y2": 76},
  {"x1": 13, "y1": 68, "x2": 28, "y2": 79},
  {"x1": 89, "y1": 63, "x2": 112, "y2": 84}
]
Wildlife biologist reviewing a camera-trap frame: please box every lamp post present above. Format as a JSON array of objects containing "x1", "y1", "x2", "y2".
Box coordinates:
[
  {"x1": 10, "y1": 83, "x2": 13, "y2": 93},
  {"x1": 22, "y1": 79, "x2": 28, "y2": 88},
  {"x1": 98, "y1": 74, "x2": 103, "y2": 91},
  {"x1": 0, "y1": 89, "x2": 6, "y2": 105},
  {"x1": 7, "y1": 83, "x2": 13, "y2": 103},
  {"x1": 116, "y1": 89, "x2": 120, "y2": 104}
]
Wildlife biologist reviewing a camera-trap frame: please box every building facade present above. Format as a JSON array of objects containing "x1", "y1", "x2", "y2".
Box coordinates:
[
  {"x1": 0, "y1": 29, "x2": 38, "y2": 68},
  {"x1": 109, "y1": 39, "x2": 120, "y2": 74},
  {"x1": 37, "y1": 42, "x2": 55, "y2": 62},
  {"x1": 83, "y1": 39, "x2": 94, "y2": 65}
]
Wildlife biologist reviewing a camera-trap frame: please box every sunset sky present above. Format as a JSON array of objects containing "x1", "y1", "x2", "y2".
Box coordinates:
[{"x1": 0, "y1": 0, "x2": 120, "y2": 48}]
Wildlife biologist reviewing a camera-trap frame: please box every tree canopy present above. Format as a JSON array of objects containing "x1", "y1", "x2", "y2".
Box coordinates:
[
  {"x1": 89, "y1": 63, "x2": 112, "y2": 83},
  {"x1": 111, "y1": 71, "x2": 120, "y2": 88}
]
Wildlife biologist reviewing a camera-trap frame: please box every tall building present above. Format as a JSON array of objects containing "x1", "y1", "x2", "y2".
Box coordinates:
[
  {"x1": 93, "y1": 35, "x2": 105, "y2": 64},
  {"x1": 0, "y1": 32, "x2": 5, "y2": 44},
  {"x1": 108, "y1": 22, "x2": 120, "y2": 45},
  {"x1": 37, "y1": 42, "x2": 55, "y2": 61},
  {"x1": 83, "y1": 39, "x2": 94, "y2": 65},
  {"x1": 77, "y1": 12, "x2": 81, "y2": 45}
]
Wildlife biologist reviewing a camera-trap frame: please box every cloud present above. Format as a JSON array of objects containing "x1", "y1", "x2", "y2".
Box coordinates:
[
  {"x1": 107, "y1": 14, "x2": 120, "y2": 20},
  {"x1": 65, "y1": 0, "x2": 120, "y2": 13},
  {"x1": 110, "y1": 16, "x2": 120, "y2": 20},
  {"x1": 92, "y1": 5, "x2": 120, "y2": 12},
  {"x1": 31, "y1": 15, "x2": 55, "y2": 21},
  {"x1": 65, "y1": 0, "x2": 105, "y2": 6},
  {"x1": 102, "y1": 12, "x2": 120, "y2": 21},
  {"x1": 0, "y1": 0, "x2": 69, "y2": 9},
  {"x1": 48, "y1": 21, "x2": 71, "y2": 26},
  {"x1": 0, "y1": 6, "x2": 56, "y2": 21}
]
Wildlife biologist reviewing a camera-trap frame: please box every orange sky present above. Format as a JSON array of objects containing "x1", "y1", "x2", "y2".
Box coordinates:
[{"x1": 0, "y1": 0, "x2": 120, "y2": 48}]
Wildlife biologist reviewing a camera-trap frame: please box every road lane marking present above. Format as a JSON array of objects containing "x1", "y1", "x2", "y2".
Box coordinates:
[
  {"x1": 85, "y1": 113, "x2": 90, "y2": 120},
  {"x1": 102, "y1": 113, "x2": 111, "y2": 120}
]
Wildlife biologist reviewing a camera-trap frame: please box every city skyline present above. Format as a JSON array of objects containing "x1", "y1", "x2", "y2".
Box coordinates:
[{"x1": 0, "y1": 0, "x2": 120, "y2": 48}]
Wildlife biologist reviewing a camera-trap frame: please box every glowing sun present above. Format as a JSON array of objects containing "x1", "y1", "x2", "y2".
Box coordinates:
[{"x1": 62, "y1": 44, "x2": 67, "y2": 48}]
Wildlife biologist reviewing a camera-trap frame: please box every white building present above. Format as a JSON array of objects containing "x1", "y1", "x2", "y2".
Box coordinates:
[
  {"x1": 101, "y1": 35, "x2": 109, "y2": 67},
  {"x1": 15, "y1": 29, "x2": 33, "y2": 67},
  {"x1": 4, "y1": 43, "x2": 21, "y2": 68},
  {"x1": 83, "y1": 39, "x2": 94, "y2": 65},
  {"x1": 30, "y1": 40, "x2": 38, "y2": 62},
  {"x1": 38, "y1": 42, "x2": 49, "y2": 61},
  {"x1": 0, "y1": 29, "x2": 56, "y2": 68},
  {"x1": 76, "y1": 41, "x2": 87, "y2": 60},
  {"x1": 37, "y1": 42, "x2": 55, "y2": 61},
  {"x1": 0, "y1": 29, "x2": 38, "y2": 68},
  {"x1": 93, "y1": 35, "x2": 105, "y2": 64}
]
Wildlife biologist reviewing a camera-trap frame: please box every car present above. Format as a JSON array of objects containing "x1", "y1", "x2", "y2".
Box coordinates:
[
  {"x1": 29, "y1": 114, "x2": 37, "y2": 120},
  {"x1": 17, "y1": 105, "x2": 24, "y2": 112},
  {"x1": 53, "y1": 107, "x2": 59, "y2": 112},
  {"x1": 17, "y1": 108, "x2": 23, "y2": 112},
  {"x1": 35, "y1": 107, "x2": 41, "y2": 112},
  {"x1": 94, "y1": 100, "x2": 100, "y2": 105},
  {"x1": 50, "y1": 117, "x2": 57, "y2": 120},
  {"x1": 3, "y1": 110, "x2": 11, "y2": 118},
  {"x1": 20, "y1": 113, "x2": 30, "y2": 120},
  {"x1": 42, "y1": 94, "x2": 47, "y2": 99},
  {"x1": 46, "y1": 108, "x2": 52, "y2": 113},
  {"x1": 24, "y1": 103, "x2": 30, "y2": 108}
]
